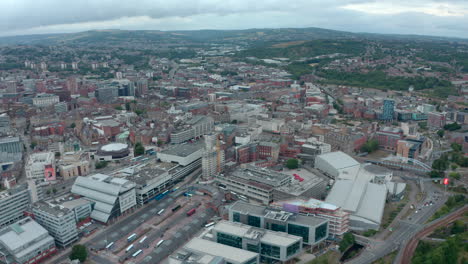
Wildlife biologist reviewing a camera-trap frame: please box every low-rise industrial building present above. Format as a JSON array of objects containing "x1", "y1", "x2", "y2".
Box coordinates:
[{"x1": 314, "y1": 151, "x2": 360, "y2": 179}]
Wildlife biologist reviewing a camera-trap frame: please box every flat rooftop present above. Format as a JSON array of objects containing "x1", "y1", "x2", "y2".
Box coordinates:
[
  {"x1": 230, "y1": 201, "x2": 327, "y2": 227},
  {"x1": 159, "y1": 141, "x2": 204, "y2": 157},
  {"x1": 0, "y1": 217, "x2": 50, "y2": 253},
  {"x1": 230, "y1": 165, "x2": 289, "y2": 187},
  {"x1": 276, "y1": 169, "x2": 326, "y2": 196},
  {"x1": 213, "y1": 220, "x2": 301, "y2": 247},
  {"x1": 185, "y1": 237, "x2": 257, "y2": 263},
  {"x1": 127, "y1": 167, "x2": 168, "y2": 185},
  {"x1": 0, "y1": 136, "x2": 20, "y2": 144},
  {"x1": 33, "y1": 201, "x2": 71, "y2": 217}
]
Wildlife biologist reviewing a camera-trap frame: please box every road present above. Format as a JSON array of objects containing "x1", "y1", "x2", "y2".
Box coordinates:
[
  {"x1": 396, "y1": 205, "x2": 468, "y2": 264},
  {"x1": 168, "y1": 63, "x2": 179, "y2": 79},
  {"x1": 50, "y1": 167, "x2": 204, "y2": 264},
  {"x1": 346, "y1": 180, "x2": 448, "y2": 264}
]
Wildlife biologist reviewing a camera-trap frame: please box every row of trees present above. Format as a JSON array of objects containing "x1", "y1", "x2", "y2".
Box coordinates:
[
  {"x1": 317, "y1": 70, "x2": 455, "y2": 94},
  {"x1": 429, "y1": 143, "x2": 467, "y2": 178},
  {"x1": 412, "y1": 232, "x2": 465, "y2": 264}
]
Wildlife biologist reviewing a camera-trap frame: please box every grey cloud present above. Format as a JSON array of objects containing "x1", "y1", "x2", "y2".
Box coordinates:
[{"x1": 1, "y1": 0, "x2": 468, "y2": 38}]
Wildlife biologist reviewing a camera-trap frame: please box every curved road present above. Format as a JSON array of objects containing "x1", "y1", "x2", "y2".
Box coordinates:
[{"x1": 396, "y1": 205, "x2": 468, "y2": 264}]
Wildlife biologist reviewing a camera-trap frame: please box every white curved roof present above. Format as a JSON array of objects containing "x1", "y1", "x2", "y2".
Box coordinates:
[{"x1": 101, "y1": 143, "x2": 128, "y2": 152}]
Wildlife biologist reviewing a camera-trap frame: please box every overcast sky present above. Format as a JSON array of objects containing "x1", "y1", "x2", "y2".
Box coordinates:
[{"x1": 2, "y1": 0, "x2": 468, "y2": 38}]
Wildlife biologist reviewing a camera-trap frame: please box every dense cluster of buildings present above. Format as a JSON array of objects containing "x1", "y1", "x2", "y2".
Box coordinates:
[{"x1": 0, "y1": 35, "x2": 466, "y2": 264}]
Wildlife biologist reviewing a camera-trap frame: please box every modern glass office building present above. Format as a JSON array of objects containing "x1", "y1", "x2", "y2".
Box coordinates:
[
  {"x1": 229, "y1": 201, "x2": 329, "y2": 246},
  {"x1": 213, "y1": 220, "x2": 303, "y2": 263}
]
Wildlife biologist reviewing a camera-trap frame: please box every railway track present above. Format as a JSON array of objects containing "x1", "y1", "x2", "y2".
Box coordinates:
[{"x1": 398, "y1": 205, "x2": 468, "y2": 264}]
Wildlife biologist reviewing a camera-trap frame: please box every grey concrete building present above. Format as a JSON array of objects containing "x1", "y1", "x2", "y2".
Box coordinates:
[
  {"x1": 32, "y1": 201, "x2": 78, "y2": 248},
  {"x1": 0, "y1": 184, "x2": 31, "y2": 228}
]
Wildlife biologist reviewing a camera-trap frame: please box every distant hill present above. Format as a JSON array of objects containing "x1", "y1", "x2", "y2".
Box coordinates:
[{"x1": 1, "y1": 27, "x2": 466, "y2": 46}]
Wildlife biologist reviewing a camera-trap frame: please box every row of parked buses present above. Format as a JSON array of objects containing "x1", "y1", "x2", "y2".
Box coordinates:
[
  {"x1": 104, "y1": 186, "x2": 187, "y2": 259},
  {"x1": 105, "y1": 237, "x2": 165, "y2": 259}
]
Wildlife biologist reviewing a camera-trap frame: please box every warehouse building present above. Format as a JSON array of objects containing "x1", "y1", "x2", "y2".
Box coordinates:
[{"x1": 314, "y1": 151, "x2": 360, "y2": 179}]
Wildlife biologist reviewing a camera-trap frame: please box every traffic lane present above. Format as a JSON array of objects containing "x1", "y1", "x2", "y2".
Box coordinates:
[
  {"x1": 117, "y1": 203, "x2": 191, "y2": 261},
  {"x1": 139, "y1": 210, "x2": 216, "y2": 264},
  {"x1": 89, "y1": 197, "x2": 176, "y2": 250},
  {"x1": 115, "y1": 195, "x2": 209, "y2": 261},
  {"x1": 127, "y1": 198, "x2": 209, "y2": 262}
]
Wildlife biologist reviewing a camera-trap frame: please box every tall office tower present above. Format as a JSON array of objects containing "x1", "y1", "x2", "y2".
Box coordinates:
[
  {"x1": 202, "y1": 133, "x2": 225, "y2": 180},
  {"x1": 380, "y1": 99, "x2": 395, "y2": 121}
]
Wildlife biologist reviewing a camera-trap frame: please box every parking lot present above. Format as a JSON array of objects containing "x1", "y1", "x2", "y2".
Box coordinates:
[{"x1": 88, "y1": 185, "x2": 223, "y2": 263}]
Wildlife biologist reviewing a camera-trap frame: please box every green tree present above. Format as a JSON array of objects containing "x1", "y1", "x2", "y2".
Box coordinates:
[
  {"x1": 134, "y1": 142, "x2": 145, "y2": 157},
  {"x1": 95, "y1": 161, "x2": 108, "y2": 169},
  {"x1": 361, "y1": 139, "x2": 379, "y2": 153},
  {"x1": 70, "y1": 244, "x2": 87, "y2": 262},
  {"x1": 451, "y1": 220, "x2": 465, "y2": 234},
  {"x1": 339, "y1": 232, "x2": 355, "y2": 252},
  {"x1": 134, "y1": 109, "x2": 145, "y2": 116},
  {"x1": 449, "y1": 172, "x2": 461, "y2": 180},
  {"x1": 443, "y1": 122, "x2": 461, "y2": 131},
  {"x1": 285, "y1": 159, "x2": 299, "y2": 169},
  {"x1": 125, "y1": 102, "x2": 131, "y2": 111},
  {"x1": 437, "y1": 129, "x2": 445, "y2": 138},
  {"x1": 52, "y1": 188, "x2": 57, "y2": 194},
  {"x1": 30, "y1": 142, "x2": 37, "y2": 149},
  {"x1": 428, "y1": 170, "x2": 443, "y2": 178},
  {"x1": 157, "y1": 140, "x2": 164, "y2": 147},
  {"x1": 115, "y1": 105, "x2": 123, "y2": 110},
  {"x1": 432, "y1": 158, "x2": 448, "y2": 171},
  {"x1": 451, "y1": 143, "x2": 462, "y2": 152},
  {"x1": 70, "y1": 123, "x2": 76, "y2": 128}
]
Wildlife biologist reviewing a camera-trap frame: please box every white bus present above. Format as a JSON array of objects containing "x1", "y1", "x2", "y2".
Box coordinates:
[
  {"x1": 205, "y1": 222, "x2": 215, "y2": 228},
  {"x1": 139, "y1": 236, "x2": 147, "y2": 244},
  {"x1": 238, "y1": 195, "x2": 248, "y2": 202},
  {"x1": 156, "y1": 240, "x2": 165, "y2": 247},
  {"x1": 132, "y1": 249, "x2": 143, "y2": 258},
  {"x1": 157, "y1": 209, "x2": 165, "y2": 215},
  {"x1": 105, "y1": 242, "x2": 114, "y2": 249},
  {"x1": 127, "y1": 233, "x2": 137, "y2": 242},
  {"x1": 126, "y1": 244, "x2": 134, "y2": 252}
]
